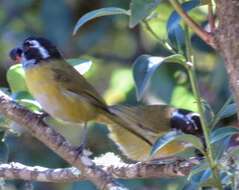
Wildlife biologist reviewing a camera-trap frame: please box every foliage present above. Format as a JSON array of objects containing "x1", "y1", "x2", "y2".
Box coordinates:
[{"x1": 0, "y1": 0, "x2": 237, "y2": 190}]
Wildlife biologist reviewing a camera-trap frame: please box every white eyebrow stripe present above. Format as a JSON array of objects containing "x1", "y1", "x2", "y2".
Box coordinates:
[{"x1": 26, "y1": 40, "x2": 50, "y2": 59}]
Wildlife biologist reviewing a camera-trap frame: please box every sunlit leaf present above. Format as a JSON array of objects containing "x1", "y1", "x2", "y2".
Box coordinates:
[
  {"x1": 6, "y1": 64, "x2": 27, "y2": 93},
  {"x1": 17, "y1": 99, "x2": 42, "y2": 112},
  {"x1": 151, "y1": 131, "x2": 204, "y2": 156},
  {"x1": 73, "y1": 7, "x2": 130, "y2": 35},
  {"x1": 133, "y1": 54, "x2": 186, "y2": 100},
  {"x1": 11, "y1": 91, "x2": 33, "y2": 100},
  {"x1": 67, "y1": 58, "x2": 92, "y2": 74},
  {"x1": 129, "y1": 0, "x2": 161, "y2": 27},
  {"x1": 210, "y1": 127, "x2": 239, "y2": 144}
]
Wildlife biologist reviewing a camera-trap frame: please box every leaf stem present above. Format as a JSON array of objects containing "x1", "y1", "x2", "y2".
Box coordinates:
[
  {"x1": 184, "y1": 26, "x2": 223, "y2": 190},
  {"x1": 168, "y1": 0, "x2": 216, "y2": 48},
  {"x1": 142, "y1": 21, "x2": 176, "y2": 54}
]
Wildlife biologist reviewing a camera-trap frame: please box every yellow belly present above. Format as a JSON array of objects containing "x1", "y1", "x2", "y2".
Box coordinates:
[{"x1": 24, "y1": 64, "x2": 97, "y2": 123}]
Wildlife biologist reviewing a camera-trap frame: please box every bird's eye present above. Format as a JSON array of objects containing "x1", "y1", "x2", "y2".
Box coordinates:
[{"x1": 23, "y1": 41, "x2": 32, "y2": 47}]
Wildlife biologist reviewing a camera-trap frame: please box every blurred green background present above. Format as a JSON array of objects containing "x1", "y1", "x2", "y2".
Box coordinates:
[{"x1": 0, "y1": 0, "x2": 230, "y2": 189}]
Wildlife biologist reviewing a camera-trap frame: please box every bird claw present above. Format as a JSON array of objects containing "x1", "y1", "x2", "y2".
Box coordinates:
[{"x1": 74, "y1": 143, "x2": 85, "y2": 160}]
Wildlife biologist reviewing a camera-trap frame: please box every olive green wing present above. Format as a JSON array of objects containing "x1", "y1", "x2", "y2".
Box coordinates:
[{"x1": 50, "y1": 59, "x2": 108, "y2": 111}]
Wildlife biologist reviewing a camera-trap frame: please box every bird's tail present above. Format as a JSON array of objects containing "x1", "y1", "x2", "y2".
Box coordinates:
[{"x1": 96, "y1": 105, "x2": 189, "y2": 161}]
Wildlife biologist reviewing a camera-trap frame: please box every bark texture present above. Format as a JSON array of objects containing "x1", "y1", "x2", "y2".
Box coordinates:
[
  {"x1": 0, "y1": 157, "x2": 198, "y2": 183},
  {"x1": 216, "y1": 0, "x2": 239, "y2": 119}
]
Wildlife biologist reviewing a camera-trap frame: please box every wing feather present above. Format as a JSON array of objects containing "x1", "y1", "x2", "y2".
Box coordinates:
[{"x1": 50, "y1": 59, "x2": 108, "y2": 111}]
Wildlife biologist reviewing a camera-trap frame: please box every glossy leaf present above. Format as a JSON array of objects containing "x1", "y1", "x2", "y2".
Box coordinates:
[
  {"x1": 129, "y1": 0, "x2": 161, "y2": 27},
  {"x1": 214, "y1": 136, "x2": 231, "y2": 160},
  {"x1": 186, "y1": 169, "x2": 211, "y2": 188},
  {"x1": 133, "y1": 54, "x2": 186, "y2": 100},
  {"x1": 218, "y1": 103, "x2": 237, "y2": 119},
  {"x1": 7, "y1": 64, "x2": 27, "y2": 93},
  {"x1": 188, "y1": 161, "x2": 209, "y2": 181},
  {"x1": 151, "y1": 131, "x2": 204, "y2": 156},
  {"x1": 210, "y1": 127, "x2": 239, "y2": 144},
  {"x1": 73, "y1": 7, "x2": 130, "y2": 35},
  {"x1": 167, "y1": 0, "x2": 200, "y2": 51}
]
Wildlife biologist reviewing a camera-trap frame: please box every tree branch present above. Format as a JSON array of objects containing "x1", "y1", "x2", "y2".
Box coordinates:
[
  {"x1": 0, "y1": 155, "x2": 199, "y2": 182},
  {"x1": 169, "y1": 0, "x2": 216, "y2": 48},
  {"x1": 0, "y1": 91, "x2": 126, "y2": 190},
  {"x1": 215, "y1": 0, "x2": 239, "y2": 121}
]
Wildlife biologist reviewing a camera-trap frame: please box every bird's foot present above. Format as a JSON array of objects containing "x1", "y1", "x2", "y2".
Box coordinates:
[
  {"x1": 74, "y1": 143, "x2": 86, "y2": 160},
  {"x1": 76, "y1": 143, "x2": 85, "y2": 154},
  {"x1": 75, "y1": 124, "x2": 88, "y2": 159}
]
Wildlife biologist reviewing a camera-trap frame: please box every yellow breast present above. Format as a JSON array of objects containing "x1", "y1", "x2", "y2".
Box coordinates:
[{"x1": 24, "y1": 63, "x2": 97, "y2": 123}]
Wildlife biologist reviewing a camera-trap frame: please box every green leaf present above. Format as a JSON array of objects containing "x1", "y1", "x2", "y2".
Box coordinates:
[
  {"x1": 132, "y1": 54, "x2": 186, "y2": 101},
  {"x1": 73, "y1": 7, "x2": 130, "y2": 35},
  {"x1": 6, "y1": 64, "x2": 27, "y2": 93},
  {"x1": 129, "y1": 0, "x2": 161, "y2": 27},
  {"x1": 167, "y1": 0, "x2": 200, "y2": 52},
  {"x1": 210, "y1": 127, "x2": 239, "y2": 144},
  {"x1": 151, "y1": 131, "x2": 204, "y2": 156},
  {"x1": 188, "y1": 161, "x2": 209, "y2": 181},
  {"x1": 184, "y1": 169, "x2": 212, "y2": 189},
  {"x1": 218, "y1": 103, "x2": 237, "y2": 119},
  {"x1": 17, "y1": 99, "x2": 42, "y2": 112},
  {"x1": 11, "y1": 91, "x2": 33, "y2": 100},
  {"x1": 67, "y1": 58, "x2": 92, "y2": 74}
]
